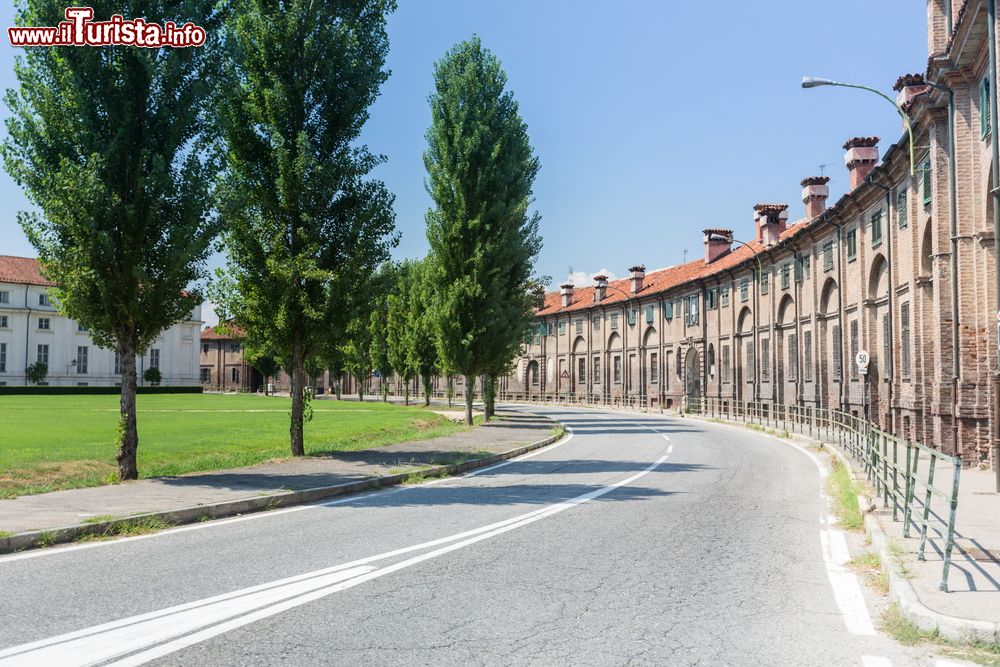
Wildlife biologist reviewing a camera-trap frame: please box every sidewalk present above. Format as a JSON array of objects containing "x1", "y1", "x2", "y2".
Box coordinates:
[
  {"x1": 872, "y1": 462, "x2": 1000, "y2": 635},
  {"x1": 0, "y1": 409, "x2": 555, "y2": 549}
]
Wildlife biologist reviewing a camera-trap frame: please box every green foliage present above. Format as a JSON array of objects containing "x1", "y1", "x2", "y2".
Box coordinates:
[
  {"x1": 423, "y1": 37, "x2": 543, "y2": 421},
  {"x1": 828, "y1": 457, "x2": 864, "y2": 531},
  {"x1": 143, "y1": 367, "x2": 162, "y2": 386},
  {"x1": 3, "y1": 0, "x2": 223, "y2": 479},
  {"x1": 212, "y1": 0, "x2": 398, "y2": 450},
  {"x1": 24, "y1": 362, "x2": 47, "y2": 385}
]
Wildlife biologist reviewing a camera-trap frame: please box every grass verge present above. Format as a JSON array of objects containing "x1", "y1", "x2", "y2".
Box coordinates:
[
  {"x1": 73, "y1": 516, "x2": 174, "y2": 543},
  {"x1": 881, "y1": 604, "x2": 1000, "y2": 666},
  {"x1": 827, "y1": 455, "x2": 864, "y2": 531}
]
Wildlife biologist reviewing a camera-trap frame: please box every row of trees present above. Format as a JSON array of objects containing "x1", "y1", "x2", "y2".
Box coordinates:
[{"x1": 3, "y1": 0, "x2": 541, "y2": 480}]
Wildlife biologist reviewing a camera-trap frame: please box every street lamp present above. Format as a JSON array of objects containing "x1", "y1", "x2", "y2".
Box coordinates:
[{"x1": 801, "y1": 76, "x2": 915, "y2": 175}]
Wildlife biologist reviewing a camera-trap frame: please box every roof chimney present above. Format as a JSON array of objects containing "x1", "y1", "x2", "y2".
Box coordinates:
[
  {"x1": 560, "y1": 282, "x2": 574, "y2": 308},
  {"x1": 593, "y1": 274, "x2": 608, "y2": 302},
  {"x1": 894, "y1": 73, "x2": 930, "y2": 112},
  {"x1": 754, "y1": 204, "x2": 789, "y2": 247},
  {"x1": 844, "y1": 136, "x2": 879, "y2": 191},
  {"x1": 703, "y1": 229, "x2": 733, "y2": 263},
  {"x1": 628, "y1": 265, "x2": 646, "y2": 294},
  {"x1": 801, "y1": 176, "x2": 830, "y2": 219}
]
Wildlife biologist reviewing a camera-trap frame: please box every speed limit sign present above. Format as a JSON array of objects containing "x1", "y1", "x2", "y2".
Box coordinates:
[{"x1": 855, "y1": 350, "x2": 870, "y2": 374}]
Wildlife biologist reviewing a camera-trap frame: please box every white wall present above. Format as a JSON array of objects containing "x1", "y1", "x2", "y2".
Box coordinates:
[{"x1": 0, "y1": 282, "x2": 202, "y2": 386}]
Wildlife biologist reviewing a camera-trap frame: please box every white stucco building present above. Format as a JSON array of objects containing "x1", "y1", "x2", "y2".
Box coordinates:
[{"x1": 0, "y1": 256, "x2": 202, "y2": 387}]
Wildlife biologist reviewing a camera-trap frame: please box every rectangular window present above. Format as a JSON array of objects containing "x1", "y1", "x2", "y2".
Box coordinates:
[
  {"x1": 38, "y1": 293, "x2": 49, "y2": 306},
  {"x1": 645, "y1": 304, "x2": 655, "y2": 323},
  {"x1": 662, "y1": 300, "x2": 673, "y2": 319},
  {"x1": 575, "y1": 319, "x2": 583, "y2": 335},
  {"x1": 650, "y1": 352, "x2": 658, "y2": 383},
  {"x1": 922, "y1": 160, "x2": 932, "y2": 205},
  {"x1": 558, "y1": 321, "x2": 566, "y2": 336},
  {"x1": 613, "y1": 355, "x2": 622, "y2": 384},
  {"x1": 0, "y1": 290, "x2": 8, "y2": 303},
  {"x1": 0, "y1": 315, "x2": 7, "y2": 328},
  {"x1": 200, "y1": 367, "x2": 211, "y2": 383},
  {"x1": 720, "y1": 287, "x2": 730, "y2": 307},
  {"x1": 787, "y1": 333, "x2": 798, "y2": 382},
  {"x1": 846, "y1": 229, "x2": 857, "y2": 260},
  {"x1": 610, "y1": 314, "x2": 619, "y2": 330},
  {"x1": 706, "y1": 289, "x2": 717, "y2": 310},
  {"x1": 627, "y1": 308, "x2": 637, "y2": 326},
  {"x1": 901, "y1": 302, "x2": 911, "y2": 378},
  {"x1": 114, "y1": 351, "x2": 122, "y2": 375},
  {"x1": 761, "y1": 339, "x2": 770, "y2": 381},
  {"x1": 593, "y1": 315, "x2": 601, "y2": 331},
  {"x1": 150, "y1": 348, "x2": 160, "y2": 369},
  {"x1": 0, "y1": 343, "x2": 5, "y2": 372},
  {"x1": 850, "y1": 320, "x2": 859, "y2": 379},
  {"x1": 578, "y1": 357, "x2": 586, "y2": 384},
  {"x1": 794, "y1": 257, "x2": 803, "y2": 283},
  {"x1": 546, "y1": 322, "x2": 554, "y2": 336},
  {"x1": 722, "y1": 345, "x2": 730, "y2": 384},
  {"x1": 871, "y1": 210, "x2": 883, "y2": 247},
  {"x1": 760, "y1": 271, "x2": 769, "y2": 295},
  {"x1": 740, "y1": 278, "x2": 749, "y2": 303},
  {"x1": 982, "y1": 76, "x2": 992, "y2": 138},
  {"x1": 664, "y1": 351, "x2": 671, "y2": 389},
  {"x1": 823, "y1": 241, "x2": 834, "y2": 271},
  {"x1": 803, "y1": 330, "x2": 813, "y2": 382},
  {"x1": 231, "y1": 367, "x2": 239, "y2": 383},
  {"x1": 780, "y1": 264, "x2": 791, "y2": 289},
  {"x1": 76, "y1": 346, "x2": 88, "y2": 374},
  {"x1": 38, "y1": 317, "x2": 50, "y2": 330},
  {"x1": 897, "y1": 189, "x2": 908, "y2": 229},
  {"x1": 833, "y1": 324, "x2": 842, "y2": 380},
  {"x1": 746, "y1": 342, "x2": 755, "y2": 381},
  {"x1": 77, "y1": 323, "x2": 88, "y2": 332},
  {"x1": 685, "y1": 295, "x2": 699, "y2": 325},
  {"x1": 593, "y1": 357, "x2": 600, "y2": 384},
  {"x1": 37, "y1": 344, "x2": 49, "y2": 364},
  {"x1": 883, "y1": 313, "x2": 891, "y2": 375}
]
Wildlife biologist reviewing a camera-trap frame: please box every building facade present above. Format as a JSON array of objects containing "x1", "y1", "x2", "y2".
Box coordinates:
[
  {"x1": 502, "y1": 1, "x2": 1000, "y2": 467},
  {"x1": 0, "y1": 256, "x2": 203, "y2": 386},
  {"x1": 199, "y1": 326, "x2": 263, "y2": 392}
]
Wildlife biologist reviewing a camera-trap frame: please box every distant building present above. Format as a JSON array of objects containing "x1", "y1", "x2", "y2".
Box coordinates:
[
  {"x1": 0, "y1": 256, "x2": 202, "y2": 386},
  {"x1": 199, "y1": 325, "x2": 263, "y2": 392}
]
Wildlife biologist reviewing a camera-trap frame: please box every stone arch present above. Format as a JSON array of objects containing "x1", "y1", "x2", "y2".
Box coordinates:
[
  {"x1": 527, "y1": 360, "x2": 539, "y2": 386},
  {"x1": 819, "y1": 278, "x2": 839, "y2": 316},
  {"x1": 642, "y1": 327, "x2": 657, "y2": 347},
  {"x1": 737, "y1": 306, "x2": 753, "y2": 334},
  {"x1": 920, "y1": 221, "x2": 933, "y2": 277},
  {"x1": 607, "y1": 331, "x2": 622, "y2": 350},
  {"x1": 684, "y1": 347, "x2": 701, "y2": 399},
  {"x1": 572, "y1": 336, "x2": 587, "y2": 354},
  {"x1": 777, "y1": 294, "x2": 796, "y2": 326},
  {"x1": 868, "y1": 253, "x2": 888, "y2": 299}
]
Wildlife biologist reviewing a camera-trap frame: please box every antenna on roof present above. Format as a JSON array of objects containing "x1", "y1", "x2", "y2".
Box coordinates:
[
  {"x1": 819, "y1": 163, "x2": 832, "y2": 177},
  {"x1": 682, "y1": 249, "x2": 688, "y2": 263}
]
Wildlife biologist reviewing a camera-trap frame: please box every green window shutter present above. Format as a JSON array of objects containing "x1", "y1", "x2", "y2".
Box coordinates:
[
  {"x1": 922, "y1": 160, "x2": 932, "y2": 205},
  {"x1": 663, "y1": 300, "x2": 673, "y2": 319},
  {"x1": 982, "y1": 77, "x2": 992, "y2": 139},
  {"x1": 794, "y1": 257, "x2": 803, "y2": 282},
  {"x1": 871, "y1": 210, "x2": 882, "y2": 246},
  {"x1": 897, "y1": 190, "x2": 907, "y2": 229},
  {"x1": 645, "y1": 304, "x2": 654, "y2": 324}
]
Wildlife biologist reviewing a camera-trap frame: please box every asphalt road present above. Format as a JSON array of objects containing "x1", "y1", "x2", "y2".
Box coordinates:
[{"x1": 0, "y1": 405, "x2": 965, "y2": 666}]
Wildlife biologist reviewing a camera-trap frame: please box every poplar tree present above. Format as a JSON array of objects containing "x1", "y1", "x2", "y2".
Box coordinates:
[
  {"x1": 408, "y1": 259, "x2": 440, "y2": 407},
  {"x1": 215, "y1": 0, "x2": 397, "y2": 454},
  {"x1": 424, "y1": 37, "x2": 543, "y2": 425},
  {"x1": 3, "y1": 0, "x2": 221, "y2": 479},
  {"x1": 386, "y1": 260, "x2": 417, "y2": 405}
]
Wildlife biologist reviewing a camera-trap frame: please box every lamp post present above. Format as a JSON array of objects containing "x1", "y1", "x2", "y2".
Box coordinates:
[
  {"x1": 605, "y1": 284, "x2": 641, "y2": 407},
  {"x1": 710, "y1": 234, "x2": 764, "y2": 406},
  {"x1": 801, "y1": 76, "x2": 915, "y2": 175}
]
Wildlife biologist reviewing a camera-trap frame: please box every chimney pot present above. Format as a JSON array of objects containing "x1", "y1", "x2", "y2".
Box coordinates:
[
  {"x1": 593, "y1": 274, "x2": 608, "y2": 302},
  {"x1": 754, "y1": 203, "x2": 789, "y2": 247},
  {"x1": 801, "y1": 176, "x2": 830, "y2": 219},
  {"x1": 560, "y1": 282, "x2": 574, "y2": 308},
  {"x1": 703, "y1": 228, "x2": 733, "y2": 263},
  {"x1": 843, "y1": 136, "x2": 880, "y2": 191},
  {"x1": 628, "y1": 265, "x2": 646, "y2": 294}
]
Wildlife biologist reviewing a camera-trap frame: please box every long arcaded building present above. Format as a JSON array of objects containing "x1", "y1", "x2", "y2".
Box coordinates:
[{"x1": 501, "y1": 1, "x2": 1000, "y2": 467}]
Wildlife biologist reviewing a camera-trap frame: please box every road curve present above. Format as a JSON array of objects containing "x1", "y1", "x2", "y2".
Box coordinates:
[{"x1": 0, "y1": 406, "x2": 957, "y2": 666}]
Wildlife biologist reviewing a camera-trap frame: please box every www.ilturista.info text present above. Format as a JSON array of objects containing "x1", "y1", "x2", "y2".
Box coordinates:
[{"x1": 8, "y1": 7, "x2": 206, "y2": 48}]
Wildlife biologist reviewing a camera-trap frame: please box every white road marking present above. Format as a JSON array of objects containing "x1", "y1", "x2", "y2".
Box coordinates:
[
  {"x1": 0, "y1": 427, "x2": 578, "y2": 565},
  {"x1": 860, "y1": 656, "x2": 892, "y2": 667},
  {"x1": 820, "y1": 526, "x2": 875, "y2": 636},
  {"x1": 1, "y1": 453, "x2": 668, "y2": 666}
]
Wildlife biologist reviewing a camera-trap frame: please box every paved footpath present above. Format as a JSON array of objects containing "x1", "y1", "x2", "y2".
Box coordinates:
[
  {"x1": 0, "y1": 409, "x2": 553, "y2": 535},
  {"x1": 0, "y1": 405, "x2": 969, "y2": 665}
]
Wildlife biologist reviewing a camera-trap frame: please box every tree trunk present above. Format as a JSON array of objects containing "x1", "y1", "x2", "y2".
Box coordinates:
[
  {"x1": 422, "y1": 373, "x2": 432, "y2": 407},
  {"x1": 484, "y1": 374, "x2": 496, "y2": 421},
  {"x1": 404, "y1": 379, "x2": 410, "y2": 406},
  {"x1": 335, "y1": 376, "x2": 341, "y2": 400},
  {"x1": 358, "y1": 375, "x2": 364, "y2": 402},
  {"x1": 289, "y1": 339, "x2": 305, "y2": 456},
  {"x1": 447, "y1": 376, "x2": 454, "y2": 407},
  {"x1": 464, "y1": 374, "x2": 474, "y2": 425},
  {"x1": 116, "y1": 342, "x2": 139, "y2": 480}
]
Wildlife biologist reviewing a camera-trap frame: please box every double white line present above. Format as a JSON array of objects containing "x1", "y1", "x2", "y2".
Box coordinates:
[{"x1": 0, "y1": 451, "x2": 669, "y2": 666}]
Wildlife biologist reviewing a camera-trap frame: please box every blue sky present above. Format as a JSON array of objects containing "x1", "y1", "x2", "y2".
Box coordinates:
[{"x1": 0, "y1": 1, "x2": 927, "y2": 323}]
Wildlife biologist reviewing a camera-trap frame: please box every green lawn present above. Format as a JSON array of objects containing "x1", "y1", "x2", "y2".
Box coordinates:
[{"x1": 0, "y1": 394, "x2": 466, "y2": 498}]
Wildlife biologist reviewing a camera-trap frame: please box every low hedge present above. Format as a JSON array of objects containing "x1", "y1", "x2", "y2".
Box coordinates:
[{"x1": 0, "y1": 385, "x2": 204, "y2": 395}]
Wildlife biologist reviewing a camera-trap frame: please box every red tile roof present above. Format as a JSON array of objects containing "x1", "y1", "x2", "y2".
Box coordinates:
[
  {"x1": 536, "y1": 219, "x2": 810, "y2": 316},
  {"x1": 201, "y1": 323, "x2": 245, "y2": 340},
  {"x1": 0, "y1": 255, "x2": 56, "y2": 287}
]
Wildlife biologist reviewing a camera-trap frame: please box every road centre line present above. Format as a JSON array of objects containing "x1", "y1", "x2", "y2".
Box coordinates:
[
  {"x1": 1, "y1": 453, "x2": 669, "y2": 666},
  {"x1": 0, "y1": 425, "x2": 579, "y2": 565}
]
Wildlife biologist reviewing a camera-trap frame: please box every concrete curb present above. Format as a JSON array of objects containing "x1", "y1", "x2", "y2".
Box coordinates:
[
  {"x1": 0, "y1": 420, "x2": 566, "y2": 555},
  {"x1": 682, "y1": 412, "x2": 1000, "y2": 645}
]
